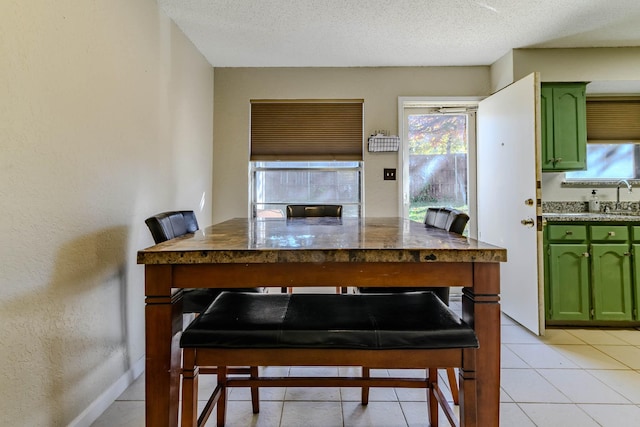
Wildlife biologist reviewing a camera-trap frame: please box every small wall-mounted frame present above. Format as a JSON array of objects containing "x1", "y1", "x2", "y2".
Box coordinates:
[{"x1": 368, "y1": 136, "x2": 400, "y2": 152}]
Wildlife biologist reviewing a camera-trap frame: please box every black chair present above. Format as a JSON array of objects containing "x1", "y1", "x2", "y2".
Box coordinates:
[
  {"x1": 285, "y1": 205, "x2": 344, "y2": 293},
  {"x1": 286, "y1": 204, "x2": 342, "y2": 218},
  {"x1": 144, "y1": 210, "x2": 261, "y2": 412},
  {"x1": 425, "y1": 207, "x2": 469, "y2": 235},
  {"x1": 358, "y1": 207, "x2": 470, "y2": 405},
  {"x1": 145, "y1": 210, "x2": 263, "y2": 311}
]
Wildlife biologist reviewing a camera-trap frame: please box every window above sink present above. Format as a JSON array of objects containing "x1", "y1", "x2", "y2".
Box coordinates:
[
  {"x1": 564, "y1": 96, "x2": 640, "y2": 186},
  {"x1": 565, "y1": 143, "x2": 640, "y2": 182}
]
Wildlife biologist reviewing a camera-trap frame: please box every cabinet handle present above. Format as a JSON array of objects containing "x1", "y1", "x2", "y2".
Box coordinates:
[
  {"x1": 554, "y1": 157, "x2": 563, "y2": 164},
  {"x1": 608, "y1": 231, "x2": 616, "y2": 237},
  {"x1": 582, "y1": 252, "x2": 590, "y2": 257},
  {"x1": 565, "y1": 230, "x2": 573, "y2": 235},
  {"x1": 624, "y1": 252, "x2": 631, "y2": 256}
]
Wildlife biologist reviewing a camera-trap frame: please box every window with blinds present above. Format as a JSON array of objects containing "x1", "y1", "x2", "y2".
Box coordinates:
[
  {"x1": 249, "y1": 100, "x2": 364, "y2": 218},
  {"x1": 566, "y1": 97, "x2": 640, "y2": 180},
  {"x1": 250, "y1": 100, "x2": 364, "y2": 160}
]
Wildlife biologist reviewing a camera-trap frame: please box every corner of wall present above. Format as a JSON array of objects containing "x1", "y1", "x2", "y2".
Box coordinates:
[{"x1": 489, "y1": 50, "x2": 514, "y2": 93}]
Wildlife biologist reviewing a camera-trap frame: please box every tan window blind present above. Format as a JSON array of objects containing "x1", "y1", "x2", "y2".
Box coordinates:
[
  {"x1": 250, "y1": 100, "x2": 364, "y2": 160},
  {"x1": 587, "y1": 97, "x2": 640, "y2": 143}
]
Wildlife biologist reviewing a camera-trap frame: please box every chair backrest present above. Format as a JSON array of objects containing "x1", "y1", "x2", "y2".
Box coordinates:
[
  {"x1": 445, "y1": 209, "x2": 469, "y2": 235},
  {"x1": 145, "y1": 210, "x2": 199, "y2": 243},
  {"x1": 433, "y1": 209, "x2": 451, "y2": 229},
  {"x1": 424, "y1": 208, "x2": 440, "y2": 227},
  {"x1": 424, "y1": 207, "x2": 469, "y2": 235},
  {"x1": 286, "y1": 204, "x2": 343, "y2": 218}
]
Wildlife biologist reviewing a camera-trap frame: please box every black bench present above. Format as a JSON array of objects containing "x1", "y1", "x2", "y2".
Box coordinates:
[{"x1": 180, "y1": 291, "x2": 479, "y2": 427}]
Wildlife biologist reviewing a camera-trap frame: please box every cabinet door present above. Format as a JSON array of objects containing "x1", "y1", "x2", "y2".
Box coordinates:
[
  {"x1": 551, "y1": 85, "x2": 587, "y2": 171},
  {"x1": 591, "y1": 244, "x2": 633, "y2": 321},
  {"x1": 633, "y1": 244, "x2": 640, "y2": 320},
  {"x1": 540, "y1": 86, "x2": 555, "y2": 170},
  {"x1": 547, "y1": 244, "x2": 590, "y2": 320}
]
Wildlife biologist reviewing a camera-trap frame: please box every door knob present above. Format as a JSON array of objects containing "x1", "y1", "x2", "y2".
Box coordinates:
[{"x1": 521, "y1": 218, "x2": 535, "y2": 227}]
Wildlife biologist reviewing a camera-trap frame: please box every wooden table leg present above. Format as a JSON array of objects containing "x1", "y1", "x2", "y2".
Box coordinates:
[
  {"x1": 145, "y1": 265, "x2": 183, "y2": 427},
  {"x1": 461, "y1": 263, "x2": 501, "y2": 427}
]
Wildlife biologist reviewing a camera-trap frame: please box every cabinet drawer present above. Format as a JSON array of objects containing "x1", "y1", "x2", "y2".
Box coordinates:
[
  {"x1": 632, "y1": 226, "x2": 640, "y2": 242},
  {"x1": 547, "y1": 224, "x2": 587, "y2": 241},
  {"x1": 590, "y1": 225, "x2": 629, "y2": 242}
]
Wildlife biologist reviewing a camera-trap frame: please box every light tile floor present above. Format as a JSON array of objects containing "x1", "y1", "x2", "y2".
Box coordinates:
[{"x1": 92, "y1": 298, "x2": 640, "y2": 426}]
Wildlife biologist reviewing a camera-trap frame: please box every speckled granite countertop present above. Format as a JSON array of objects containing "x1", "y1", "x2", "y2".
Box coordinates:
[
  {"x1": 542, "y1": 201, "x2": 640, "y2": 222},
  {"x1": 138, "y1": 217, "x2": 507, "y2": 265}
]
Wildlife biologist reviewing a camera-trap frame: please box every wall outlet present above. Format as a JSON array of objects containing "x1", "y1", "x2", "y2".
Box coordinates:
[{"x1": 384, "y1": 168, "x2": 396, "y2": 180}]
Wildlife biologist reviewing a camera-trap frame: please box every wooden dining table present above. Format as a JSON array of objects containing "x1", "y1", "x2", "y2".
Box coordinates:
[{"x1": 137, "y1": 216, "x2": 507, "y2": 426}]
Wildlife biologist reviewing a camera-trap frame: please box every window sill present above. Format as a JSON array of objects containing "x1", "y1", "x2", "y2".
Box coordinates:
[{"x1": 561, "y1": 179, "x2": 640, "y2": 188}]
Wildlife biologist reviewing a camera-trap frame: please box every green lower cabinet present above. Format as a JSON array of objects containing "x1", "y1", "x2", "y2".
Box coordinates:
[
  {"x1": 591, "y1": 244, "x2": 633, "y2": 321},
  {"x1": 545, "y1": 222, "x2": 640, "y2": 324},
  {"x1": 547, "y1": 244, "x2": 590, "y2": 320},
  {"x1": 634, "y1": 244, "x2": 640, "y2": 320}
]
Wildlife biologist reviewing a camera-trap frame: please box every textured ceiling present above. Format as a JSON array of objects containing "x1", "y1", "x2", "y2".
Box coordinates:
[{"x1": 157, "y1": 0, "x2": 640, "y2": 67}]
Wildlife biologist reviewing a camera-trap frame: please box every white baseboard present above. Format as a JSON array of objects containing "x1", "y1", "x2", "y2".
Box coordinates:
[{"x1": 68, "y1": 356, "x2": 145, "y2": 427}]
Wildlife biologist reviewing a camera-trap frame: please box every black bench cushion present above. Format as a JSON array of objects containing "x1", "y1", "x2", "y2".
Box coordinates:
[{"x1": 180, "y1": 291, "x2": 478, "y2": 350}]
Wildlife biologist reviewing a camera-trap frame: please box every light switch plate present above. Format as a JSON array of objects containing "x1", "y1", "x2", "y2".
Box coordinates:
[{"x1": 384, "y1": 168, "x2": 396, "y2": 180}]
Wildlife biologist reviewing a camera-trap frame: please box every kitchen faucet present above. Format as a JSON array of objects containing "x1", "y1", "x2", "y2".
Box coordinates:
[{"x1": 616, "y1": 179, "x2": 633, "y2": 210}]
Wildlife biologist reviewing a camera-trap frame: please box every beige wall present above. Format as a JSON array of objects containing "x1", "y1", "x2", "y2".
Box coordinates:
[
  {"x1": 513, "y1": 47, "x2": 640, "y2": 83},
  {"x1": 213, "y1": 67, "x2": 490, "y2": 221},
  {"x1": 0, "y1": 1, "x2": 213, "y2": 425},
  {"x1": 490, "y1": 47, "x2": 640, "y2": 93}
]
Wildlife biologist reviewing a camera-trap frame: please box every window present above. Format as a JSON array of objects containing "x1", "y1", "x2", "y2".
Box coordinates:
[
  {"x1": 250, "y1": 161, "x2": 362, "y2": 218},
  {"x1": 400, "y1": 101, "x2": 478, "y2": 224},
  {"x1": 566, "y1": 143, "x2": 640, "y2": 180},
  {"x1": 249, "y1": 100, "x2": 364, "y2": 218},
  {"x1": 407, "y1": 112, "x2": 469, "y2": 222},
  {"x1": 566, "y1": 97, "x2": 640, "y2": 181}
]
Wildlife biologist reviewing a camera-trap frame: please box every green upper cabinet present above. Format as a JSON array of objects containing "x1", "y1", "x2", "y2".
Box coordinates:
[{"x1": 541, "y1": 83, "x2": 587, "y2": 171}]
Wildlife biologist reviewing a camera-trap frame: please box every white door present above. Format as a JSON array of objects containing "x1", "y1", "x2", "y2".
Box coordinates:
[{"x1": 477, "y1": 73, "x2": 544, "y2": 335}]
